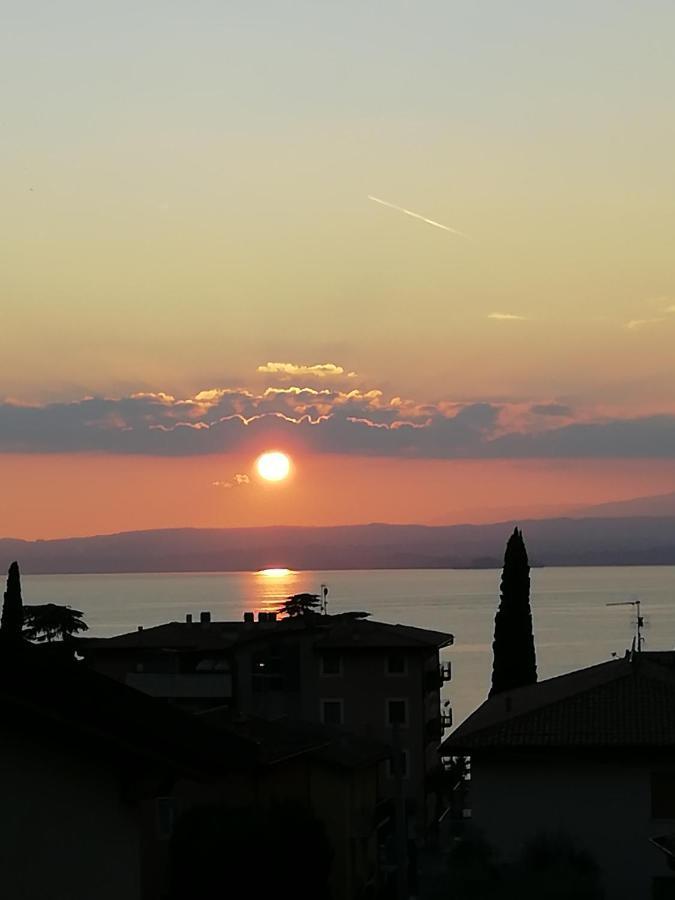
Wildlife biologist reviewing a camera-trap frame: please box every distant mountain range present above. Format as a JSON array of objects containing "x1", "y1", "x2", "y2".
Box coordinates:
[
  {"x1": 577, "y1": 491, "x2": 675, "y2": 518},
  {"x1": 2, "y1": 515, "x2": 675, "y2": 573}
]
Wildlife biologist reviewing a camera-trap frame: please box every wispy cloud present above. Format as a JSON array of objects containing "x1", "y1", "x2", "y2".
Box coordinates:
[
  {"x1": 625, "y1": 317, "x2": 666, "y2": 330},
  {"x1": 487, "y1": 312, "x2": 528, "y2": 321},
  {"x1": 257, "y1": 362, "x2": 356, "y2": 379},
  {"x1": 212, "y1": 473, "x2": 250, "y2": 489},
  {"x1": 368, "y1": 195, "x2": 469, "y2": 238}
]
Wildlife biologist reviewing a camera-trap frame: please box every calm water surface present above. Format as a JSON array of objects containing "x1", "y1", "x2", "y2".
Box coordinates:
[{"x1": 22, "y1": 567, "x2": 675, "y2": 726}]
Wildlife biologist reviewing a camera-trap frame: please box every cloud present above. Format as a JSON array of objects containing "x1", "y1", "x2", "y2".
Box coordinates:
[
  {"x1": 487, "y1": 313, "x2": 528, "y2": 321},
  {"x1": 530, "y1": 403, "x2": 573, "y2": 417},
  {"x1": 213, "y1": 473, "x2": 250, "y2": 489},
  {"x1": 625, "y1": 318, "x2": 666, "y2": 330},
  {"x1": 257, "y1": 362, "x2": 357, "y2": 379},
  {"x1": 1, "y1": 387, "x2": 674, "y2": 459}
]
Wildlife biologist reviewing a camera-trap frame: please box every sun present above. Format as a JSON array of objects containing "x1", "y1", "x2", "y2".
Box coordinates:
[{"x1": 256, "y1": 451, "x2": 291, "y2": 482}]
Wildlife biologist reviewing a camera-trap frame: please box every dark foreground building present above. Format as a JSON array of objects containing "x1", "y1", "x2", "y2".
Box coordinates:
[{"x1": 77, "y1": 610, "x2": 454, "y2": 843}]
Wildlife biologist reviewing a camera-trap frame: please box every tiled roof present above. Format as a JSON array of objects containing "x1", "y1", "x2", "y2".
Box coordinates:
[{"x1": 441, "y1": 653, "x2": 675, "y2": 753}]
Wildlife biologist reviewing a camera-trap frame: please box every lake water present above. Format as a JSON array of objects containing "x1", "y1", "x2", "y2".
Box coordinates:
[{"x1": 21, "y1": 566, "x2": 675, "y2": 727}]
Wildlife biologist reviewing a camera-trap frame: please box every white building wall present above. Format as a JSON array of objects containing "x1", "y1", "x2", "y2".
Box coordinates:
[{"x1": 470, "y1": 757, "x2": 675, "y2": 900}]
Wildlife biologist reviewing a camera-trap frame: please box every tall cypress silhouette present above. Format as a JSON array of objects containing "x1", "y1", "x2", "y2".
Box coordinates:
[
  {"x1": 1, "y1": 561, "x2": 24, "y2": 643},
  {"x1": 489, "y1": 528, "x2": 537, "y2": 697}
]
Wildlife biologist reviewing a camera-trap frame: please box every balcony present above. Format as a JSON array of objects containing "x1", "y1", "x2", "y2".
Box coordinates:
[
  {"x1": 440, "y1": 662, "x2": 452, "y2": 683},
  {"x1": 441, "y1": 710, "x2": 453, "y2": 730},
  {"x1": 125, "y1": 672, "x2": 232, "y2": 700}
]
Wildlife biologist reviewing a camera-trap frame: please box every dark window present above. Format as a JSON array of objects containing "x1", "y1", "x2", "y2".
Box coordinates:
[
  {"x1": 651, "y1": 772, "x2": 675, "y2": 819},
  {"x1": 156, "y1": 797, "x2": 177, "y2": 840},
  {"x1": 653, "y1": 877, "x2": 675, "y2": 899},
  {"x1": 321, "y1": 652, "x2": 342, "y2": 676},
  {"x1": 387, "y1": 749, "x2": 409, "y2": 779},
  {"x1": 387, "y1": 699, "x2": 407, "y2": 726},
  {"x1": 321, "y1": 699, "x2": 343, "y2": 726},
  {"x1": 387, "y1": 652, "x2": 407, "y2": 675}
]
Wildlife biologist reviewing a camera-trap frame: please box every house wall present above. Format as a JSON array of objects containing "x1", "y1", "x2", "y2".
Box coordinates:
[
  {"x1": 0, "y1": 730, "x2": 141, "y2": 900},
  {"x1": 470, "y1": 755, "x2": 675, "y2": 900}
]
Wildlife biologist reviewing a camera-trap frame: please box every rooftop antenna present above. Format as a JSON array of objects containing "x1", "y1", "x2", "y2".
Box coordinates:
[
  {"x1": 320, "y1": 583, "x2": 329, "y2": 615},
  {"x1": 606, "y1": 598, "x2": 645, "y2": 654}
]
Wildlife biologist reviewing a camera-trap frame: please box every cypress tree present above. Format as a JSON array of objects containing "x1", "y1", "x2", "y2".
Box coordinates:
[
  {"x1": 489, "y1": 528, "x2": 537, "y2": 697},
  {"x1": 1, "y1": 561, "x2": 24, "y2": 643}
]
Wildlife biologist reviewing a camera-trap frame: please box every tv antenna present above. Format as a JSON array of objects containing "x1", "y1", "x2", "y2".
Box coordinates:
[
  {"x1": 320, "y1": 583, "x2": 329, "y2": 615},
  {"x1": 606, "y1": 598, "x2": 645, "y2": 653}
]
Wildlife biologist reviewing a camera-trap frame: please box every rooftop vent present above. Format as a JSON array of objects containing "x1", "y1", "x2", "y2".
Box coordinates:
[
  {"x1": 137, "y1": 625, "x2": 144, "y2": 632},
  {"x1": 200, "y1": 611, "x2": 211, "y2": 625},
  {"x1": 243, "y1": 612, "x2": 254, "y2": 624},
  {"x1": 185, "y1": 613, "x2": 193, "y2": 624}
]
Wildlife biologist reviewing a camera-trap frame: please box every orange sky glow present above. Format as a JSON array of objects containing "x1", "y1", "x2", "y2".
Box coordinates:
[{"x1": 2, "y1": 453, "x2": 675, "y2": 541}]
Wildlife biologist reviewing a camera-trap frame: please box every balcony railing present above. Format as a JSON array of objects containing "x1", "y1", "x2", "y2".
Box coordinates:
[
  {"x1": 440, "y1": 662, "x2": 452, "y2": 683},
  {"x1": 441, "y1": 711, "x2": 453, "y2": 730},
  {"x1": 125, "y1": 672, "x2": 232, "y2": 699}
]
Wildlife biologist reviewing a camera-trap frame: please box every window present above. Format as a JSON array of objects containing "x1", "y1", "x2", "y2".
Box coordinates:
[
  {"x1": 386, "y1": 698, "x2": 408, "y2": 727},
  {"x1": 651, "y1": 772, "x2": 675, "y2": 819},
  {"x1": 155, "y1": 797, "x2": 178, "y2": 840},
  {"x1": 320, "y1": 651, "x2": 342, "y2": 676},
  {"x1": 386, "y1": 748, "x2": 409, "y2": 779},
  {"x1": 321, "y1": 699, "x2": 343, "y2": 726},
  {"x1": 653, "y1": 877, "x2": 675, "y2": 899},
  {"x1": 386, "y1": 652, "x2": 407, "y2": 675}
]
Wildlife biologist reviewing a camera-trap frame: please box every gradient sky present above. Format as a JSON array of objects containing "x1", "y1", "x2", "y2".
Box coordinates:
[{"x1": 2, "y1": 2, "x2": 675, "y2": 538}]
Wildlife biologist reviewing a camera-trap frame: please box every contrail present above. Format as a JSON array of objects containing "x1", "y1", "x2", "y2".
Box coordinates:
[{"x1": 368, "y1": 195, "x2": 469, "y2": 238}]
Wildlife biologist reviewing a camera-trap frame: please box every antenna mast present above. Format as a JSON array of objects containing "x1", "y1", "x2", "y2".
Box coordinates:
[{"x1": 606, "y1": 599, "x2": 644, "y2": 653}]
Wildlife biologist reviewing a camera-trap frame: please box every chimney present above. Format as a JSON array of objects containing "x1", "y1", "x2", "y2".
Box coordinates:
[
  {"x1": 137, "y1": 625, "x2": 144, "y2": 632},
  {"x1": 200, "y1": 611, "x2": 211, "y2": 625},
  {"x1": 268, "y1": 612, "x2": 277, "y2": 622},
  {"x1": 185, "y1": 613, "x2": 193, "y2": 624},
  {"x1": 258, "y1": 612, "x2": 268, "y2": 623},
  {"x1": 243, "y1": 611, "x2": 254, "y2": 624}
]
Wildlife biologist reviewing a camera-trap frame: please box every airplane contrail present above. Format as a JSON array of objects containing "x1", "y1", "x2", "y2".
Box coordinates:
[{"x1": 368, "y1": 195, "x2": 469, "y2": 238}]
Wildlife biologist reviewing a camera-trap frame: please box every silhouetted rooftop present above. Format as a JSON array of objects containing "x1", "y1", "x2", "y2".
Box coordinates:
[
  {"x1": 76, "y1": 612, "x2": 453, "y2": 653},
  {"x1": 0, "y1": 643, "x2": 255, "y2": 775},
  {"x1": 442, "y1": 651, "x2": 675, "y2": 753}
]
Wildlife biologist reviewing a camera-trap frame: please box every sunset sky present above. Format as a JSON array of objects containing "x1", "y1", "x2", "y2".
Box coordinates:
[{"x1": 3, "y1": 1, "x2": 675, "y2": 539}]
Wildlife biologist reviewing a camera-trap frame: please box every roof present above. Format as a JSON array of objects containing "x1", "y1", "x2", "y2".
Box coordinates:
[
  {"x1": 441, "y1": 652, "x2": 675, "y2": 754},
  {"x1": 76, "y1": 621, "x2": 249, "y2": 652},
  {"x1": 199, "y1": 709, "x2": 390, "y2": 770},
  {"x1": 76, "y1": 613, "x2": 453, "y2": 654},
  {"x1": 0, "y1": 642, "x2": 256, "y2": 776}
]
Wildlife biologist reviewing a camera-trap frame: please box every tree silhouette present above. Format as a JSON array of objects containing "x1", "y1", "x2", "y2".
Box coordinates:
[
  {"x1": 23, "y1": 604, "x2": 88, "y2": 642},
  {"x1": 1, "y1": 562, "x2": 24, "y2": 643},
  {"x1": 489, "y1": 528, "x2": 537, "y2": 697},
  {"x1": 279, "y1": 592, "x2": 321, "y2": 618}
]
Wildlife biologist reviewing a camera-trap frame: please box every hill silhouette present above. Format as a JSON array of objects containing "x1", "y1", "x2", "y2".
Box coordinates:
[{"x1": 2, "y1": 516, "x2": 675, "y2": 573}]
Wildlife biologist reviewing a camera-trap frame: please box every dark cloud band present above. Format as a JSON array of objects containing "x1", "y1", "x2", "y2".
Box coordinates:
[{"x1": 0, "y1": 388, "x2": 672, "y2": 458}]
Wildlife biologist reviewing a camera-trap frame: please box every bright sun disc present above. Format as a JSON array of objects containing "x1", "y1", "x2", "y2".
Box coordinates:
[{"x1": 256, "y1": 451, "x2": 291, "y2": 482}]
